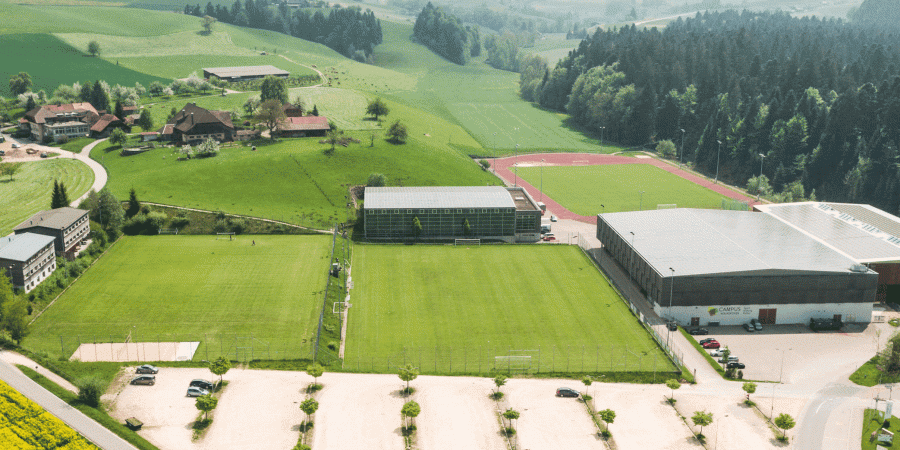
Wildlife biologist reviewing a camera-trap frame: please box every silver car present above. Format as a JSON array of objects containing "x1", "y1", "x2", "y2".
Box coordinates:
[
  {"x1": 750, "y1": 318, "x2": 763, "y2": 331},
  {"x1": 187, "y1": 387, "x2": 209, "y2": 397}
]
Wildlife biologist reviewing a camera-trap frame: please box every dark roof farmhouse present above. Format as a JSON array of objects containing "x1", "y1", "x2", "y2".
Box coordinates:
[
  {"x1": 202, "y1": 65, "x2": 289, "y2": 82},
  {"x1": 158, "y1": 103, "x2": 234, "y2": 144}
]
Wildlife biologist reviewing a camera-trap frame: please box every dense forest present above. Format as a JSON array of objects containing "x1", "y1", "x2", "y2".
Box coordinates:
[
  {"x1": 520, "y1": 10, "x2": 900, "y2": 213},
  {"x1": 413, "y1": 2, "x2": 480, "y2": 65},
  {"x1": 185, "y1": 0, "x2": 382, "y2": 62},
  {"x1": 849, "y1": 0, "x2": 900, "y2": 30}
]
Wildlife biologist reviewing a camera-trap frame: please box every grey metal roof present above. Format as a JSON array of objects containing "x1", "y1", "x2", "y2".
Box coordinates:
[
  {"x1": 15, "y1": 207, "x2": 87, "y2": 231},
  {"x1": 598, "y1": 209, "x2": 863, "y2": 277},
  {"x1": 0, "y1": 233, "x2": 55, "y2": 262},
  {"x1": 202, "y1": 65, "x2": 289, "y2": 78},
  {"x1": 365, "y1": 187, "x2": 515, "y2": 210},
  {"x1": 758, "y1": 202, "x2": 900, "y2": 262}
]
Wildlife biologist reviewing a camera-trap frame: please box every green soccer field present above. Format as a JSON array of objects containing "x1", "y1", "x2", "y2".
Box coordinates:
[
  {"x1": 517, "y1": 164, "x2": 726, "y2": 216},
  {"x1": 345, "y1": 245, "x2": 672, "y2": 375},
  {"x1": 25, "y1": 235, "x2": 333, "y2": 360}
]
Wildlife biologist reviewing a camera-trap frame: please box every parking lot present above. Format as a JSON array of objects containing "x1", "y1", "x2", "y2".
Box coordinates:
[{"x1": 688, "y1": 321, "x2": 888, "y2": 384}]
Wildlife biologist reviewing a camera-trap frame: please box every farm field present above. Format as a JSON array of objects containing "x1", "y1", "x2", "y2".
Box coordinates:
[
  {"x1": 0, "y1": 2, "x2": 195, "y2": 36},
  {"x1": 346, "y1": 245, "x2": 672, "y2": 375},
  {"x1": 91, "y1": 129, "x2": 496, "y2": 228},
  {"x1": 0, "y1": 158, "x2": 94, "y2": 236},
  {"x1": 517, "y1": 164, "x2": 726, "y2": 215},
  {"x1": 0, "y1": 34, "x2": 169, "y2": 96},
  {"x1": 25, "y1": 235, "x2": 332, "y2": 360},
  {"x1": 0, "y1": 380, "x2": 97, "y2": 450}
]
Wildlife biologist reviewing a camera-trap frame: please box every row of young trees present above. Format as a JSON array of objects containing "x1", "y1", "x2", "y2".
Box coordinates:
[
  {"x1": 185, "y1": 0, "x2": 382, "y2": 62},
  {"x1": 519, "y1": 10, "x2": 900, "y2": 212},
  {"x1": 414, "y1": 2, "x2": 481, "y2": 66}
]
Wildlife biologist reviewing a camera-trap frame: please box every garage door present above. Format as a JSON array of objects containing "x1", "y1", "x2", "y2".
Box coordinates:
[{"x1": 758, "y1": 308, "x2": 777, "y2": 324}]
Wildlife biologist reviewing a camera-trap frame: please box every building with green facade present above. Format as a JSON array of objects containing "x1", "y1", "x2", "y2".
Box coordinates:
[{"x1": 363, "y1": 186, "x2": 542, "y2": 242}]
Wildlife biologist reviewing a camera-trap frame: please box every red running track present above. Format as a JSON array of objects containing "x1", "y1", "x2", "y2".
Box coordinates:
[{"x1": 489, "y1": 153, "x2": 764, "y2": 224}]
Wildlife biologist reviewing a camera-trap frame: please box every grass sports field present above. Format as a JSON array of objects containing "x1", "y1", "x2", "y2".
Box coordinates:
[
  {"x1": 346, "y1": 245, "x2": 671, "y2": 375},
  {"x1": 0, "y1": 158, "x2": 94, "y2": 236},
  {"x1": 92, "y1": 132, "x2": 496, "y2": 229},
  {"x1": 25, "y1": 235, "x2": 332, "y2": 360},
  {"x1": 517, "y1": 164, "x2": 726, "y2": 215}
]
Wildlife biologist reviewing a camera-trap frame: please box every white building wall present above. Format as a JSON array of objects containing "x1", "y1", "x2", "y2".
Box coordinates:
[{"x1": 656, "y1": 302, "x2": 874, "y2": 326}]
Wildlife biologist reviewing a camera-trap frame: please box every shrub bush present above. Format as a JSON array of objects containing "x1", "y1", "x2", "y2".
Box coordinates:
[
  {"x1": 171, "y1": 215, "x2": 190, "y2": 229},
  {"x1": 76, "y1": 377, "x2": 104, "y2": 407}
]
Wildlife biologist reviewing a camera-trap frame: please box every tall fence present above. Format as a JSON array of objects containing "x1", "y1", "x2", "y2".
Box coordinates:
[{"x1": 313, "y1": 226, "x2": 351, "y2": 366}]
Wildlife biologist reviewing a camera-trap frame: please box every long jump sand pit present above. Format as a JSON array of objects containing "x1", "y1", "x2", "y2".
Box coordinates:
[{"x1": 70, "y1": 341, "x2": 199, "y2": 362}]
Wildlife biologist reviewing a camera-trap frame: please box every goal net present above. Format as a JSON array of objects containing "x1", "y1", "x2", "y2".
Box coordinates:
[
  {"x1": 158, "y1": 228, "x2": 179, "y2": 235},
  {"x1": 656, "y1": 204, "x2": 677, "y2": 209},
  {"x1": 495, "y1": 355, "x2": 531, "y2": 373},
  {"x1": 332, "y1": 301, "x2": 349, "y2": 313},
  {"x1": 216, "y1": 232, "x2": 235, "y2": 240},
  {"x1": 454, "y1": 239, "x2": 481, "y2": 246}
]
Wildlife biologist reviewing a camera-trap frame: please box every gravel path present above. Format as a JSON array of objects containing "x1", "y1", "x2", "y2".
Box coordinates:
[
  {"x1": 0, "y1": 350, "x2": 78, "y2": 393},
  {"x1": 312, "y1": 372, "x2": 406, "y2": 450},
  {"x1": 414, "y1": 376, "x2": 506, "y2": 450},
  {"x1": 503, "y1": 378, "x2": 605, "y2": 450}
]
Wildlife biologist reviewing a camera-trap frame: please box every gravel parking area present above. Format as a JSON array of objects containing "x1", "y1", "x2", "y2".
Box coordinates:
[
  {"x1": 311, "y1": 372, "x2": 405, "y2": 450},
  {"x1": 414, "y1": 376, "x2": 506, "y2": 450},
  {"x1": 696, "y1": 323, "x2": 885, "y2": 383},
  {"x1": 503, "y1": 378, "x2": 606, "y2": 450},
  {"x1": 589, "y1": 383, "x2": 700, "y2": 450}
]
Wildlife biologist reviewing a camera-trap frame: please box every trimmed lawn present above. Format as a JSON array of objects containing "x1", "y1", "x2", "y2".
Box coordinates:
[
  {"x1": 862, "y1": 408, "x2": 900, "y2": 450},
  {"x1": 0, "y1": 34, "x2": 169, "y2": 97},
  {"x1": 25, "y1": 235, "x2": 333, "y2": 360},
  {"x1": 92, "y1": 121, "x2": 496, "y2": 229},
  {"x1": 346, "y1": 245, "x2": 672, "y2": 375},
  {"x1": 850, "y1": 357, "x2": 900, "y2": 387},
  {"x1": 0, "y1": 158, "x2": 94, "y2": 236},
  {"x1": 517, "y1": 164, "x2": 726, "y2": 215}
]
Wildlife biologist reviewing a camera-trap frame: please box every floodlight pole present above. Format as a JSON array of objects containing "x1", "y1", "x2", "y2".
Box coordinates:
[
  {"x1": 514, "y1": 143, "x2": 519, "y2": 187},
  {"x1": 758, "y1": 153, "x2": 766, "y2": 201},
  {"x1": 679, "y1": 129, "x2": 685, "y2": 165},
  {"x1": 715, "y1": 140, "x2": 722, "y2": 184},
  {"x1": 600, "y1": 126, "x2": 605, "y2": 153},
  {"x1": 540, "y1": 159, "x2": 544, "y2": 202}
]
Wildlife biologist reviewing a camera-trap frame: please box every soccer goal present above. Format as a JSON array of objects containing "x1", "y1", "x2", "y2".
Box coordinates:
[
  {"x1": 656, "y1": 204, "x2": 677, "y2": 209},
  {"x1": 332, "y1": 301, "x2": 350, "y2": 313},
  {"x1": 216, "y1": 232, "x2": 235, "y2": 240},
  {"x1": 158, "y1": 228, "x2": 179, "y2": 235},
  {"x1": 454, "y1": 239, "x2": 481, "y2": 246},
  {"x1": 495, "y1": 355, "x2": 532, "y2": 373}
]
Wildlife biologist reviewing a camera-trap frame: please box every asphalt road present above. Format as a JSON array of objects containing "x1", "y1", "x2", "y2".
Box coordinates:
[{"x1": 0, "y1": 358, "x2": 137, "y2": 450}]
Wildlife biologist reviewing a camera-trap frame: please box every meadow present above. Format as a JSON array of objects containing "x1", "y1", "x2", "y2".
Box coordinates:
[
  {"x1": 0, "y1": 34, "x2": 169, "y2": 96},
  {"x1": 0, "y1": 2, "x2": 195, "y2": 36},
  {"x1": 91, "y1": 127, "x2": 496, "y2": 228},
  {"x1": 0, "y1": 158, "x2": 94, "y2": 236},
  {"x1": 25, "y1": 235, "x2": 332, "y2": 360},
  {"x1": 516, "y1": 164, "x2": 726, "y2": 215},
  {"x1": 345, "y1": 245, "x2": 672, "y2": 375}
]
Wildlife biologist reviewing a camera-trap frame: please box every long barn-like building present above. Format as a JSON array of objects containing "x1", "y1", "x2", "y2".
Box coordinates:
[
  {"x1": 364, "y1": 186, "x2": 542, "y2": 242},
  {"x1": 597, "y1": 208, "x2": 878, "y2": 326}
]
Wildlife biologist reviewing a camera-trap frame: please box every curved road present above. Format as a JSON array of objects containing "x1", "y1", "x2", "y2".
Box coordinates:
[{"x1": 4, "y1": 136, "x2": 108, "y2": 207}]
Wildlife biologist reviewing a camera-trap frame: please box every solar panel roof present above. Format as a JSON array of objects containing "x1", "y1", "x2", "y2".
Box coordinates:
[
  {"x1": 599, "y1": 209, "x2": 861, "y2": 277},
  {"x1": 759, "y1": 203, "x2": 900, "y2": 262},
  {"x1": 365, "y1": 187, "x2": 515, "y2": 209}
]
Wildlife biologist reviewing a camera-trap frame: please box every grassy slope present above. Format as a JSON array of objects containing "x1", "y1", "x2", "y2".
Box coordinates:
[
  {"x1": 0, "y1": 34, "x2": 170, "y2": 97},
  {"x1": 0, "y1": 159, "x2": 94, "y2": 236},
  {"x1": 25, "y1": 235, "x2": 332, "y2": 359},
  {"x1": 517, "y1": 164, "x2": 725, "y2": 215},
  {"x1": 91, "y1": 127, "x2": 495, "y2": 228},
  {"x1": 346, "y1": 245, "x2": 670, "y2": 373},
  {"x1": 0, "y1": 2, "x2": 195, "y2": 35}
]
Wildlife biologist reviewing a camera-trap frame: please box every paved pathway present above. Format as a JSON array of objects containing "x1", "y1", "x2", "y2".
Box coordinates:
[
  {"x1": 70, "y1": 138, "x2": 108, "y2": 207},
  {"x1": 0, "y1": 358, "x2": 137, "y2": 450},
  {"x1": 0, "y1": 351, "x2": 77, "y2": 393},
  {"x1": 488, "y1": 152, "x2": 765, "y2": 224}
]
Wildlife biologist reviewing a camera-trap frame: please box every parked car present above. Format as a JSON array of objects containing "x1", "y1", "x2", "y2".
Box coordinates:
[
  {"x1": 689, "y1": 328, "x2": 709, "y2": 335},
  {"x1": 708, "y1": 349, "x2": 724, "y2": 357},
  {"x1": 727, "y1": 362, "x2": 746, "y2": 369},
  {"x1": 743, "y1": 323, "x2": 755, "y2": 332},
  {"x1": 719, "y1": 356, "x2": 739, "y2": 364},
  {"x1": 550, "y1": 215, "x2": 558, "y2": 222},
  {"x1": 130, "y1": 375, "x2": 155, "y2": 386},
  {"x1": 187, "y1": 387, "x2": 209, "y2": 397},
  {"x1": 189, "y1": 379, "x2": 214, "y2": 391},
  {"x1": 556, "y1": 387, "x2": 579, "y2": 398},
  {"x1": 701, "y1": 340, "x2": 721, "y2": 349},
  {"x1": 750, "y1": 318, "x2": 763, "y2": 331},
  {"x1": 0, "y1": 150, "x2": 5, "y2": 156},
  {"x1": 135, "y1": 364, "x2": 158, "y2": 374},
  {"x1": 666, "y1": 322, "x2": 678, "y2": 331},
  {"x1": 699, "y1": 338, "x2": 716, "y2": 344},
  {"x1": 11, "y1": 143, "x2": 20, "y2": 148},
  {"x1": 39, "y1": 152, "x2": 48, "y2": 158},
  {"x1": 542, "y1": 235, "x2": 556, "y2": 241}
]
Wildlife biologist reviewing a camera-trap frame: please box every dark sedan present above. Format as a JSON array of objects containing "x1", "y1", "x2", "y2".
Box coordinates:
[
  {"x1": 135, "y1": 364, "x2": 159, "y2": 374},
  {"x1": 727, "y1": 362, "x2": 746, "y2": 369},
  {"x1": 556, "y1": 387, "x2": 579, "y2": 398},
  {"x1": 689, "y1": 328, "x2": 709, "y2": 335}
]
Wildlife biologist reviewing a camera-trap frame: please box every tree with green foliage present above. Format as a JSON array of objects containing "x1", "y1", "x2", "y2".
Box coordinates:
[
  {"x1": 691, "y1": 411, "x2": 713, "y2": 438},
  {"x1": 109, "y1": 128, "x2": 127, "y2": 147},
  {"x1": 113, "y1": 100, "x2": 124, "y2": 121},
  {"x1": 412, "y1": 216, "x2": 422, "y2": 238},
  {"x1": 665, "y1": 379, "x2": 681, "y2": 401},
  {"x1": 656, "y1": 140, "x2": 676, "y2": 159},
  {"x1": 598, "y1": 409, "x2": 616, "y2": 435},
  {"x1": 774, "y1": 413, "x2": 795, "y2": 440},
  {"x1": 76, "y1": 377, "x2": 104, "y2": 407},
  {"x1": 0, "y1": 162, "x2": 24, "y2": 181},
  {"x1": 196, "y1": 394, "x2": 218, "y2": 421},
  {"x1": 311, "y1": 105, "x2": 319, "y2": 116},
  {"x1": 493, "y1": 374, "x2": 507, "y2": 395},
  {"x1": 401, "y1": 400, "x2": 420, "y2": 431},
  {"x1": 195, "y1": 137, "x2": 220, "y2": 157},
  {"x1": 257, "y1": 99, "x2": 286, "y2": 139},
  {"x1": 87, "y1": 40, "x2": 100, "y2": 57},
  {"x1": 209, "y1": 356, "x2": 231, "y2": 387},
  {"x1": 367, "y1": 173, "x2": 386, "y2": 187},
  {"x1": 0, "y1": 275, "x2": 28, "y2": 343},
  {"x1": 90, "y1": 80, "x2": 109, "y2": 113},
  {"x1": 305, "y1": 363, "x2": 324, "y2": 388},
  {"x1": 366, "y1": 97, "x2": 389, "y2": 121},
  {"x1": 51, "y1": 179, "x2": 71, "y2": 209},
  {"x1": 386, "y1": 120, "x2": 408, "y2": 143},
  {"x1": 202, "y1": 15, "x2": 217, "y2": 34},
  {"x1": 9, "y1": 72, "x2": 32, "y2": 96},
  {"x1": 502, "y1": 408, "x2": 520, "y2": 435},
  {"x1": 148, "y1": 81, "x2": 165, "y2": 97},
  {"x1": 96, "y1": 188, "x2": 124, "y2": 238},
  {"x1": 260, "y1": 76, "x2": 288, "y2": 104},
  {"x1": 463, "y1": 218, "x2": 471, "y2": 236},
  {"x1": 136, "y1": 108, "x2": 154, "y2": 131},
  {"x1": 24, "y1": 95, "x2": 36, "y2": 113},
  {"x1": 414, "y1": 3, "x2": 478, "y2": 65},
  {"x1": 742, "y1": 382, "x2": 757, "y2": 404},
  {"x1": 299, "y1": 398, "x2": 318, "y2": 433},
  {"x1": 399, "y1": 364, "x2": 419, "y2": 394},
  {"x1": 582, "y1": 376, "x2": 593, "y2": 396}
]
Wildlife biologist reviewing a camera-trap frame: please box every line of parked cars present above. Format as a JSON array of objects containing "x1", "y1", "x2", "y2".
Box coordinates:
[
  {"x1": 698, "y1": 339, "x2": 747, "y2": 370},
  {"x1": 743, "y1": 319, "x2": 763, "y2": 332},
  {"x1": 129, "y1": 365, "x2": 215, "y2": 396}
]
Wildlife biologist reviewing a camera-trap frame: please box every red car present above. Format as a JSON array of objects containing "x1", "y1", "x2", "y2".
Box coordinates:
[
  {"x1": 542, "y1": 236, "x2": 556, "y2": 241},
  {"x1": 701, "y1": 340, "x2": 721, "y2": 349}
]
